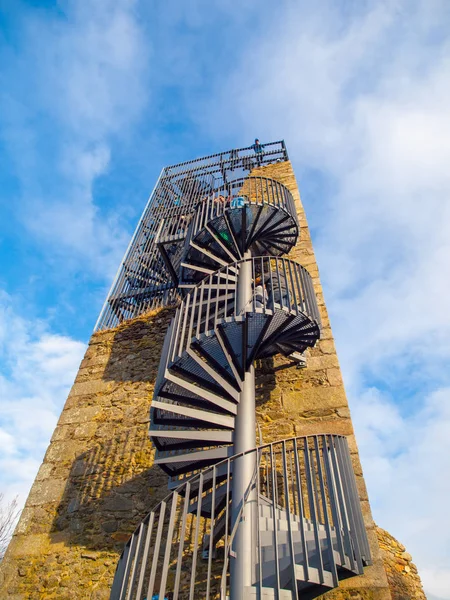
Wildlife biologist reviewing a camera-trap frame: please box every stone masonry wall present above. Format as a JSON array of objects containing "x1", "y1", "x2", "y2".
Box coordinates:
[
  {"x1": 0, "y1": 160, "x2": 424, "y2": 599},
  {"x1": 376, "y1": 527, "x2": 426, "y2": 600}
]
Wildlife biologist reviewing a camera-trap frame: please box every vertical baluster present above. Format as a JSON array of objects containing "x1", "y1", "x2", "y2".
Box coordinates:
[
  {"x1": 189, "y1": 472, "x2": 204, "y2": 600},
  {"x1": 206, "y1": 466, "x2": 217, "y2": 600},
  {"x1": 303, "y1": 437, "x2": 325, "y2": 584},
  {"x1": 328, "y1": 436, "x2": 355, "y2": 571},
  {"x1": 171, "y1": 310, "x2": 181, "y2": 364},
  {"x1": 205, "y1": 275, "x2": 212, "y2": 334},
  {"x1": 265, "y1": 177, "x2": 270, "y2": 207},
  {"x1": 226, "y1": 265, "x2": 230, "y2": 318},
  {"x1": 314, "y1": 436, "x2": 339, "y2": 587},
  {"x1": 289, "y1": 448, "x2": 297, "y2": 515},
  {"x1": 126, "y1": 522, "x2": 147, "y2": 600},
  {"x1": 281, "y1": 258, "x2": 291, "y2": 312},
  {"x1": 146, "y1": 502, "x2": 167, "y2": 599},
  {"x1": 321, "y1": 434, "x2": 345, "y2": 565},
  {"x1": 194, "y1": 198, "x2": 201, "y2": 237},
  {"x1": 252, "y1": 257, "x2": 256, "y2": 312},
  {"x1": 187, "y1": 285, "x2": 198, "y2": 345},
  {"x1": 260, "y1": 256, "x2": 265, "y2": 313},
  {"x1": 120, "y1": 533, "x2": 139, "y2": 600},
  {"x1": 340, "y1": 436, "x2": 370, "y2": 564},
  {"x1": 270, "y1": 444, "x2": 281, "y2": 597},
  {"x1": 298, "y1": 265, "x2": 310, "y2": 316},
  {"x1": 178, "y1": 295, "x2": 190, "y2": 358},
  {"x1": 110, "y1": 542, "x2": 130, "y2": 600},
  {"x1": 221, "y1": 460, "x2": 231, "y2": 599},
  {"x1": 293, "y1": 264, "x2": 305, "y2": 314},
  {"x1": 173, "y1": 482, "x2": 191, "y2": 600},
  {"x1": 268, "y1": 257, "x2": 274, "y2": 312},
  {"x1": 214, "y1": 272, "x2": 220, "y2": 327},
  {"x1": 275, "y1": 258, "x2": 282, "y2": 309},
  {"x1": 273, "y1": 447, "x2": 279, "y2": 507},
  {"x1": 287, "y1": 260, "x2": 298, "y2": 315},
  {"x1": 335, "y1": 437, "x2": 365, "y2": 572},
  {"x1": 200, "y1": 195, "x2": 206, "y2": 230},
  {"x1": 293, "y1": 438, "x2": 309, "y2": 581},
  {"x1": 311, "y1": 444, "x2": 322, "y2": 524},
  {"x1": 196, "y1": 281, "x2": 205, "y2": 338},
  {"x1": 282, "y1": 440, "x2": 299, "y2": 600},
  {"x1": 256, "y1": 448, "x2": 263, "y2": 598},
  {"x1": 135, "y1": 513, "x2": 155, "y2": 599},
  {"x1": 159, "y1": 492, "x2": 179, "y2": 598}
]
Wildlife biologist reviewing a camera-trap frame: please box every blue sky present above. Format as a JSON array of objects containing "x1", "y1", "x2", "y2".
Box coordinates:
[{"x1": 1, "y1": 1, "x2": 450, "y2": 597}]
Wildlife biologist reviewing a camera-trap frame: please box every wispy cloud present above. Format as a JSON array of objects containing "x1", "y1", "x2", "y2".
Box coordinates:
[
  {"x1": 196, "y1": 1, "x2": 450, "y2": 597},
  {"x1": 353, "y1": 386, "x2": 450, "y2": 599},
  {"x1": 1, "y1": 0, "x2": 150, "y2": 278},
  {"x1": 1, "y1": 0, "x2": 449, "y2": 596},
  {"x1": 0, "y1": 290, "x2": 85, "y2": 504}
]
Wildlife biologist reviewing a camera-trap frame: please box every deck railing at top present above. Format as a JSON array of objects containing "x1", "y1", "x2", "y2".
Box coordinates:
[{"x1": 95, "y1": 142, "x2": 290, "y2": 331}]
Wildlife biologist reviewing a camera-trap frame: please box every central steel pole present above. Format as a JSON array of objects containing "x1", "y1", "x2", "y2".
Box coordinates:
[{"x1": 230, "y1": 253, "x2": 257, "y2": 599}]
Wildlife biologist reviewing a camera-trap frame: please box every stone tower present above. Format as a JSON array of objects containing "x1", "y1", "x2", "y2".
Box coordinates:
[{"x1": 0, "y1": 142, "x2": 425, "y2": 599}]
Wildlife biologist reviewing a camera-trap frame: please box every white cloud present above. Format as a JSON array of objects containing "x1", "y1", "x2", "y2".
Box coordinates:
[
  {"x1": 0, "y1": 291, "x2": 85, "y2": 507},
  {"x1": 353, "y1": 387, "x2": 450, "y2": 598},
  {"x1": 200, "y1": 1, "x2": 450, "y2": 597},
  {"x1": 1, "y1": 0, "x2": 150, "y2": 279}
]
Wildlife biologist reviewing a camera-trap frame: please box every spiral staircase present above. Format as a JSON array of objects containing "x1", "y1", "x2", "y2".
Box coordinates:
[{"x1": 110, "y1": 175, "x2": 372, "y2": 600}]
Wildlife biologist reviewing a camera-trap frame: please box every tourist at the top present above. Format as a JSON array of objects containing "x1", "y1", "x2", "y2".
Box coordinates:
[{"x1": 252, "y1": 138, "x2": 263, "y2": 165}]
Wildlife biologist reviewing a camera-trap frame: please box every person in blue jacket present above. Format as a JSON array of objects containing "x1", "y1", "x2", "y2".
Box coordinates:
[{"x1": 252, "y1": 138, "x2": 264, "y2": 165}]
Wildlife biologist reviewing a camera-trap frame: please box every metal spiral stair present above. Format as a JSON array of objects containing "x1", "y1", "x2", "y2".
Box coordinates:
[
  {"x1": 110, "y1": 168, "x2": 372, "y2": 600},
  {"x1": 178, "y1": 176, "x2": 299, "y2": 289},
  {"x1": 149, "y1": 256, "x2": 321, "y2": 477}
]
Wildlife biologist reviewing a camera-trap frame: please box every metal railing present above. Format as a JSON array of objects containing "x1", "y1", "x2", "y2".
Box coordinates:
[
  {"x1": 171, "y1": 257, "x2": 320, "y2": 364},
  {"x1": 110, "y1": 435, "x2": 371, "y2": 600},
  {"x1": 96, "y1": 142, "x2": 290, "y2": 331},
  {"x1": 190, "y1": 176, "x2": 298, "y2": 241},
  {"x1": 164, "y1": 141, "x2": 289, "y2": 179}
]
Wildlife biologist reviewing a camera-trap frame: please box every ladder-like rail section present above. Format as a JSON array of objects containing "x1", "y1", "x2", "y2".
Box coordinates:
[
  {"x1": 96, "y1": 143, "x2": 289, "y2": 330},
  {"x1": 173, "y1": 257, "x2": 320, "y2": 359},
  {"x1": 180, "y1": 177, "x2": 299, "y2": 288},
  {"x1": 110, "y1": 435, "x2": 371, "y2": 600}
]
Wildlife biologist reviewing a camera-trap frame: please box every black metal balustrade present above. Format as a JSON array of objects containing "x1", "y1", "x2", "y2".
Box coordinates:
[
  {"x1": 179, "y1": 177, "x2": 299, "y2": 288},
  {"x1": 96, "y1": 142, "x2": 289, "y2": 330},
  {"x1": 110, "y1": 435, "x2": 371, "y2": 600}
]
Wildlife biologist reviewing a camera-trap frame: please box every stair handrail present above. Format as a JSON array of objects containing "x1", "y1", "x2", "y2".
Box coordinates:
[
  {"x1": 191, "y1": 176, "x2": 298, "y2": 239},
  {"x1": 110, "y1": 434, "x2": 371, "y2": 600},
  {"x1": 172, "y1": 256, "x2": 321, "y2": 365}
]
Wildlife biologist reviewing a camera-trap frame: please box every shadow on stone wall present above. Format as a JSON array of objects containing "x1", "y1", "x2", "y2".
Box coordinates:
[
  {"x1": 255, "y1": 355, "x2": 308, "y2": 443},
  {"x1": 101, "y1": 308, "x2": 174, "y2": 383},
  {"x1": 50, "y1": 308, "x2": 175, "y2": 555},
  {"x1": 50, "y1": 426, "x2": 168, "y2": 554},
  {"x1": 50, "y1": 307, "x2": 288, "y2": 557}
]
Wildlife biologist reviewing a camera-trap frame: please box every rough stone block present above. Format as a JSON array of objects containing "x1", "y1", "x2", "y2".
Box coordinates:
[
  {"x1": 282, "y1": 386, "x2": 349, "y2": 412},
  {"x1": 26, "y1": 478, "x2": 67, "y2": 506}
]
